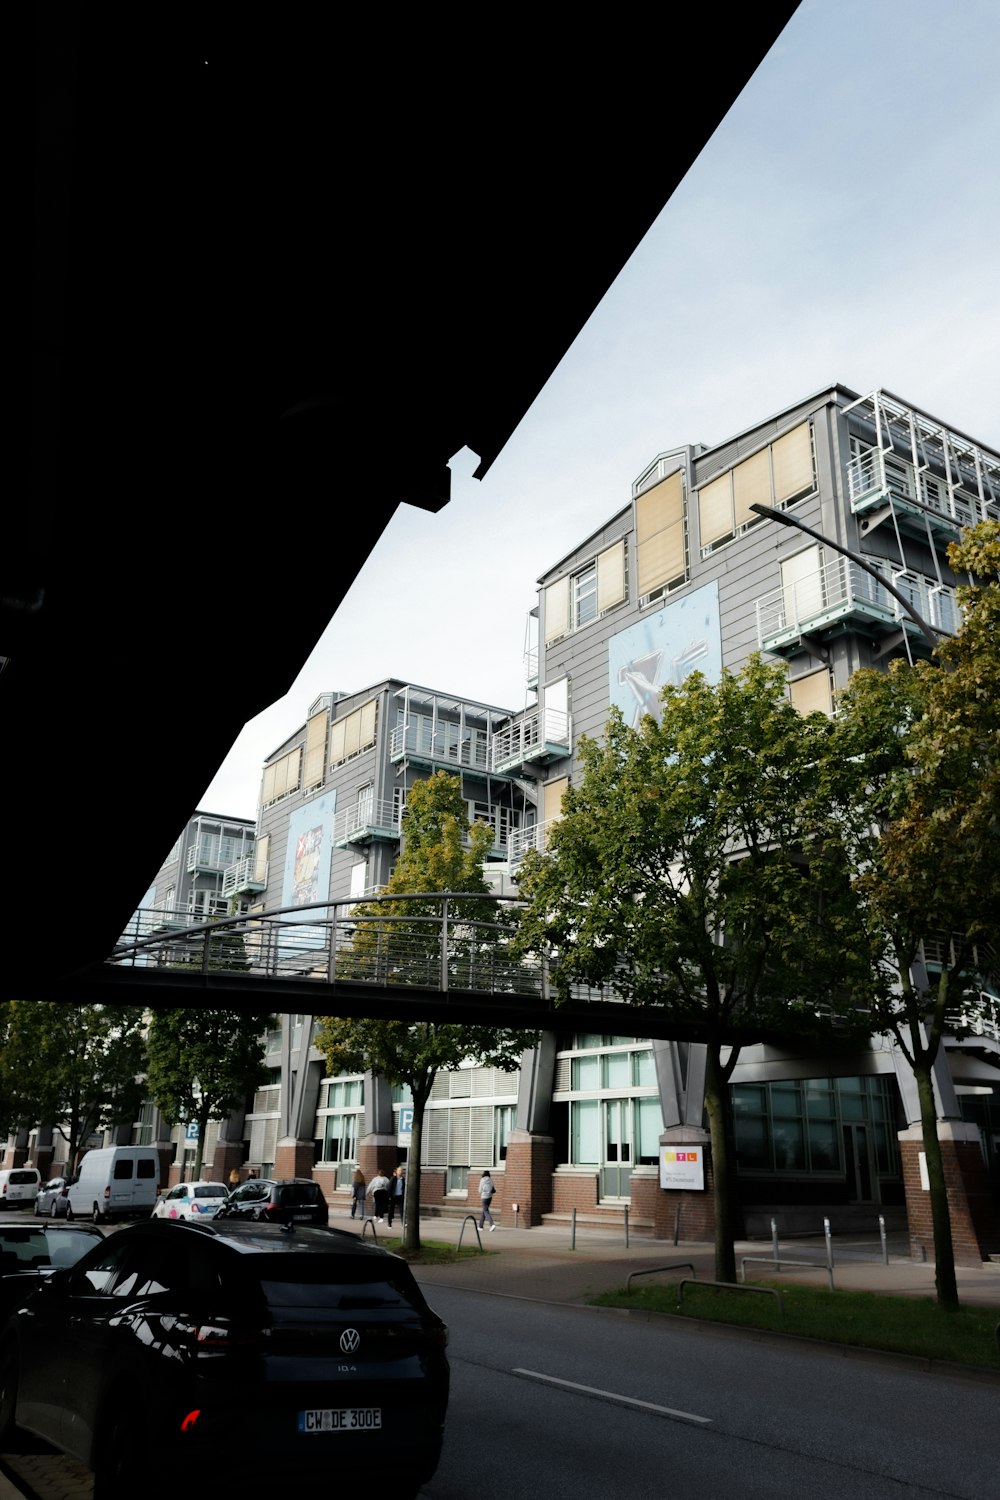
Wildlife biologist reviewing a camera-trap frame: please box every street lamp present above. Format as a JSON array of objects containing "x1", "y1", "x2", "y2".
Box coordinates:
[{"x1": 748, "y1": 503, "x2": 949, "y2": 654}]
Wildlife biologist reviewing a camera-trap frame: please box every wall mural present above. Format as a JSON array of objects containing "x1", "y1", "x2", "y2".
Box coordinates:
[
  {"x1": 281, "y1": 791, "x2": 338, "y2": 924},
  {"x1": 608, "y1": 579, "x2": 722, "y2": 726}
]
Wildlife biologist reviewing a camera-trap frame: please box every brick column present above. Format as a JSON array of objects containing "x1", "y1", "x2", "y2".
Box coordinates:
[
  {"x1": 273, "y1": 1137, "x2": 318, "y2": 1181},
  {"x1": 898, "y1": 1122, "x2": 1000, "y2": 1266},
  {"x1": 652, "y1": 1128, "x2": 715, "y2": 1242},
  {"x1": 503, "y1": 1131, "x2": 554, "y2": 1227}
]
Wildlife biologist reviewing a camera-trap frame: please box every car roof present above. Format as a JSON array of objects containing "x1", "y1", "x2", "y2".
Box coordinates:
[{"x1": 127, "y1": 1218, "x2": 394, "y2": 1260}]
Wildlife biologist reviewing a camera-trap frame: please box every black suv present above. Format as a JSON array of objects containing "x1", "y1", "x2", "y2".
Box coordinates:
[
  {"x1": 216, "y1": 1177, "x2": 329, "y2": 1226},
  {"x1": 0, "y1": 1218, "x2": 449, "y2": 1497}
]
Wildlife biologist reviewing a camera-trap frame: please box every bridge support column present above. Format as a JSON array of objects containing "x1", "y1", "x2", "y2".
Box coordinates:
[
  {"x1": 898, "y1": 1122, "x2": 1000, "y2": 1266},
  {"x1": 653, "y1": 1127, "x2": 715, "y2": 1242},
  {"x1": 503, "y1": 1130, "x2": 554, "y2": 1227},
  {"x1": 274, "y1": 1136, "x2": 317, "y2": 1182}
]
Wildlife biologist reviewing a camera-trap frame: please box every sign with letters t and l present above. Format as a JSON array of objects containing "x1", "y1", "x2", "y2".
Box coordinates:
[
  {"x1": 397, "y1": 1107, "x2": 414, "y2": 1144},
  {"x1": 659, "y1": 1145, "x2": 704, "y2": 1191}
]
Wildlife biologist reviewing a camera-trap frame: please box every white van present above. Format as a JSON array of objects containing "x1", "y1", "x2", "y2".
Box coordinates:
[
  {"x1": 0, "y1": 1167, "x2": 41, "y2": 1211},
  {"x1": 65, "y1": 1147, "x2": 161, "y2": 1223}
]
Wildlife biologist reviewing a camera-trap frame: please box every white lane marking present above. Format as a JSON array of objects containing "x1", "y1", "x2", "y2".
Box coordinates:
[{"x1": 512, "y1": 1369, "x2": 712, "y2": 1425}]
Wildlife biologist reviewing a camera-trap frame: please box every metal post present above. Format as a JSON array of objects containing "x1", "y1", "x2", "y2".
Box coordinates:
[
  {"x1": 623, "y1": 1204, "x2": 629, "y2": 1248},
  {"x1": 824, "y1": 1216, "x2": 833, "y2": 1269},
  {"x1": 440, "y1": 897, "x2": 449, "y2": 993},
  {"x1": 570, "y1": 1206, "x2": 577, "y2": 1251},
  {"x1": 673, "y1": 1201, "x2": 681, "y2": 1247},
  {"x1": 771, "y1": 1217, "x2": 780, "y2": 1265},
  {"x1": 879, "y1": 1214, "x2": 888, "y2": 1265}
]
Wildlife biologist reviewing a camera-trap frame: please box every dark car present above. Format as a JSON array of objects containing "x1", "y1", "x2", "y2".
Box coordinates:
[
  {"x1": 216, "y1": 1176, "x2": 329, "y2": 1227},
  {"x1": 0, "y1": 1221, "x2": 105, "y2": 1323},
  {"x1": 0, "y1": 1218, "x2": 449, "y2": 1497}
]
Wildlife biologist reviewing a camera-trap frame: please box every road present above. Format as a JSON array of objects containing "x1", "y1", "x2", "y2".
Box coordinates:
[{"x1": 418, "y1": 1283, "x2": 1000, "y2": 1500}]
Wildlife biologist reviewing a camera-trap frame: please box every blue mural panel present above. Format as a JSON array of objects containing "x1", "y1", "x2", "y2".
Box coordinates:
[{"x1": 608, "y1": 580, "x2": 722, "y2": 726}]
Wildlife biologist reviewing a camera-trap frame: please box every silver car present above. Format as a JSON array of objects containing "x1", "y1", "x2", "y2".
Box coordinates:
[{"x1": 34, "y1": 1177, "x2": 71, "y2": 1219}]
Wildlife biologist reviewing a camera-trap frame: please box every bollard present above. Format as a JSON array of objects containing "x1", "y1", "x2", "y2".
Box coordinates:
[
  {"x1": 878, "y1": 1214, "x2": 888, "y2": 1264},
  {"x1": 570, "y1": 1205, "x2": 577, "y2": 1251},
  {"x1": 771, "y1": 1217, "x2": 780, "y2": 1265},
  {"x1": 673, "y1": 1201, "x2": 681, "y2": 1247},
  {"x1": 624, "y1": 1203, "x2": 629, "y2": 1249},
  {"x1": 824, "y1": 1216, "x2": 833, "y2": 1270}
]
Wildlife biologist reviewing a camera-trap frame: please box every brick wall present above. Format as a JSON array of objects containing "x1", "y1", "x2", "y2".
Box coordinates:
[{"x1": 900, "y1": 1133, "x2": 1000, "y2": 1266}]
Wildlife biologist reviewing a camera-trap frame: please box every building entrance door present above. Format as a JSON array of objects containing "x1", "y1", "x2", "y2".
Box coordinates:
[
  {"x1": 600, "y1": 1100, "x2": 632, "y2": 1199},
  {"x1": 843, "y1": 1122, "x2": 878, "y2": 1204}
]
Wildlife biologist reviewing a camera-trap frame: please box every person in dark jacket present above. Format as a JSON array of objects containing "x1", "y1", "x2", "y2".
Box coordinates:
[
  {"x1": 350, "y1": 1167, "x2": 366, "y2": 1219},
  {"x1": 386, "y1": 1165, "x2": 405, "y2": 1228},
  {"x1": 368, "y1": 1168, "x2": 391, "y2": 1222}
]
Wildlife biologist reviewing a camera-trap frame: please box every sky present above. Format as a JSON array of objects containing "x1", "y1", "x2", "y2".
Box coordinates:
[{"x1": 200, "y1": 0, "x2": 1000, "y2": 822}]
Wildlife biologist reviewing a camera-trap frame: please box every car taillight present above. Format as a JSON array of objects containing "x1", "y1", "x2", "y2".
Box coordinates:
[
  {"x1": 104, "y1": 1185, "x2": 111, "y2": 1199},
  {"x1": 194, "y1": 1324, "x2": 270, "y2": 1350},
  {"x1": 1, "y1": 1184, "x2": 6, "y2": 1195},
  {"x1": 59, "y1": 1187, "x2": 68, "y2": 1198}
]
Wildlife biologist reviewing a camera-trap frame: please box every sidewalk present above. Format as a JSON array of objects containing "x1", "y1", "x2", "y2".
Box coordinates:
[{"x1": 2, "y1": 1215, "x2": 998, "y2": 1500}]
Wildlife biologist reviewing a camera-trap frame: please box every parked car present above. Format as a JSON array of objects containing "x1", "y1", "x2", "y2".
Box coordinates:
[
  {"x1": 216, "y1": 1177, "x2": 329, "y2": 1227},
  {"x1": 0, "y1": 1168, "x2": 41, "y2": 1212},
  {"x1": 0, "y1": 1221, "x2": 104, "y2": 1323},
  {"x1": 151, "y1": 1181, "x2": 229, "y2": 1221},
  {"x1": 34, "y1": 1176, "x2": 71, "y2": 1218},
  {"x1": 0, "y1": 1218, "x2": 449, "y2": 1496}
]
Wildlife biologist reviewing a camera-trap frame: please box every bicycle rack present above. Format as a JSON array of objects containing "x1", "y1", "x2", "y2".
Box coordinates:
[{"x1": 456, "y1": 1214, "x2": 485, "y2": 1253}]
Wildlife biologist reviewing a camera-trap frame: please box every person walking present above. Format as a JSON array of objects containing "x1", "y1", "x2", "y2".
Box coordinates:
[
  {"x1": 368, "y1": 1167, "x2": 391, "y2": 1222},
  {"x1": 478, "y1": 1169, "x2": 497, "y2": 1232},
  {"x1": 350, "y1": 1167, "x2": 366, "y2": 1220},
  {"x1": 386, "y1": 1165, "x2": 405, "y2": 1229}
]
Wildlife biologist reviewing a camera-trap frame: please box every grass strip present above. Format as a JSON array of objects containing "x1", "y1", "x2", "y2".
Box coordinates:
[
  {"x1": 590, "y1": 1280, "x2": 1000, "y2": 1371},
  {"x1": 379, "y1": 1237, "x2": 494, "y2": 1266}
]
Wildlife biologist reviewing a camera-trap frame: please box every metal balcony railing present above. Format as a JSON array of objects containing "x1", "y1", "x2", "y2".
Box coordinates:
[
  {"x1": 222, "y1": 856, "x2": 267, "y2": 899},
  {"x1": 334, "y1": 798, "x2": 401, "y2": 845},
  {"x1": 490, "y1": 710, "x2": 571, "y2": 773},
  {"x1": 389, "y1": 723, "x2": 490, "y2": 771},
  {"x1": 846, "y1": 449, "x2": 998, "y2": 529},
  {"x1": 754, "y1": 557, "x2": 958, "y2": 649}
]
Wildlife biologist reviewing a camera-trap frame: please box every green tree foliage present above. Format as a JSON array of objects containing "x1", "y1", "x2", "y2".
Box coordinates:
[
  {"x1": 145, "y1": 1008, "x2": 275, "y2": 1179},
  {"x1": 317, "y1": 771, "x2": 531, "y2": 1252},
  {"x1": 0, "y1": 1002, "x2": 147, "y2": 1171},
  {"x1": 832, "y1": 520, "x2": 1000, "y2": 1311},
  {"x1": 514, "y1": 656, "x2": 876, "y2": 1282}
]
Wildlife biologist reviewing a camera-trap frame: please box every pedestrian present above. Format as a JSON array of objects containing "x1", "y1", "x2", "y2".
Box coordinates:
[
  {"x1": 228, "y1": 1168, "x2": 240, "y2": 1194},
  {"x1": 368, "y1": 1166, "x2": 391, "y2": 1222},
  {"x1": 386, "y1": 1165, "x2": 405, "y2": 1228},
  {"x1": 350, "y1": 1166, "x2": 366, "y2": 1219},
  {"x1": 478, "y1": 1169, "x2": 497, "y2": 1232}
]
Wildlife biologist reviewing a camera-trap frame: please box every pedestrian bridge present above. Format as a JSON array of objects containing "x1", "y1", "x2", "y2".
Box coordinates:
[{"x1": 95, "y1": 892, "x2": 722, "y2": 1042}]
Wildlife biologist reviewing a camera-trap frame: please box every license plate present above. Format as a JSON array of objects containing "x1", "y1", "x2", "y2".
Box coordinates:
[
  {"x1": 299, "y1": 1408, "x2": 382, "y2": 1433},
  {"x1": 291, "y1": 1212, "x2": 313, "y2": 1221}
]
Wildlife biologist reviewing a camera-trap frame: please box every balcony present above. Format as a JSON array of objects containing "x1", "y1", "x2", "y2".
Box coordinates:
[
  {"x1": 507, "y1": 816, "x2": 562, "y2": 865},
  {"x1": 222, "y1": 856, "x2": 267, "y2": 900},
  {"x1": 334, "y1": 798, "x2": 401, "y2": 848},
  {"x1": 755, "y1": 556, "x2": 956, "y2": 657},
  {"x1": 846, "y1": 450, "x2": 993, "y2": 546},
  {"x1": 491, "y1": 709, "x2": 571, "y2": 775}
]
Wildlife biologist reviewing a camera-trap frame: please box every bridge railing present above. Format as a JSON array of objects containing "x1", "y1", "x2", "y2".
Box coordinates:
[{"x1": 112, "y1": 892, "x2": 553, "y2": 997}]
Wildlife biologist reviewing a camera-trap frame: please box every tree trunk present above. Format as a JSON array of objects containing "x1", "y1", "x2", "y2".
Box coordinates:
[
  {"x1": 193, "y1": 1103, "x2": 212, "y2": 1181},
  {"x1": 704, "y1": 1043, "x2": 738, "y2": 1284},
  {"x1": 913, "y1": 1062, "x2": 960, "y2": 1312},
  {"x1": 401, "y1": 1079, "x2": 433, "y2": 1254}
]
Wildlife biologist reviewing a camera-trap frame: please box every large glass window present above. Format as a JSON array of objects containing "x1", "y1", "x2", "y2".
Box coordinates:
[{"x1": 732, "y1": 1075, "x2": 899, "y2": 1176}]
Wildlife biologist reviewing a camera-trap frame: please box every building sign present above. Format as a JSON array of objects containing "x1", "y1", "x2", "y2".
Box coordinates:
[
  {"x1": 659, "y1": 1145, "x2": 705, "y2": 1191},
  {"x1": 184, "y1": 1122, "x2": 200, "y2": 1143},
  {"x1": 397, "y1": 1107, "x2": 413, "y2": 1145}
]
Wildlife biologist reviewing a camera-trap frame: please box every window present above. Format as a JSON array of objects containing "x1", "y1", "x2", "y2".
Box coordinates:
[
  {"x1": 303, "y1": 708, "x2": 329, "y2": 789},
  {"x1": 262, "y1": 747, "x2": 302, "y2": 806},
  {"x1": 635, "y1": 470, "x2": 686, "y2": 601},
  {"x1": 699, "y1": 422, "x2": 815, "y2": 554},
  {"x1": 330, "y1": 699, "x2": 378, "y2": 767},
  {"x1": 788, "y1": 669, "x2": 833, "y2": 717},
  {"x1": 544, "y1": 541, "x2": 627, "y2": 643},
  {"x1": 356, "y1": 784, "x2": 374, "y2": 826}
]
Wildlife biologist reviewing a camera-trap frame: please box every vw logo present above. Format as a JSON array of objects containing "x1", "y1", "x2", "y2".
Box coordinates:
[{"x1": 340, "y1": 1328, "x2": 361, "y2": 1353}]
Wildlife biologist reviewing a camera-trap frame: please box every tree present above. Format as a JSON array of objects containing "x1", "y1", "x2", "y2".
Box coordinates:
[
  {"x1": 514, "y1": 656, "x2": 876, "y2": 1282},
  {"x1": 0, "y1": 1002, "x2": 147, "y2": 1171},
  {"x1": 145, "y1": 1008, "x2": 275, "y2": 1180},
  {"x1": 317, "y1": 771, "x2": 532, "y2": 1252},
  {"x1": 832, "y1": 520, "x2": 1000, "y2": 1311}
]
